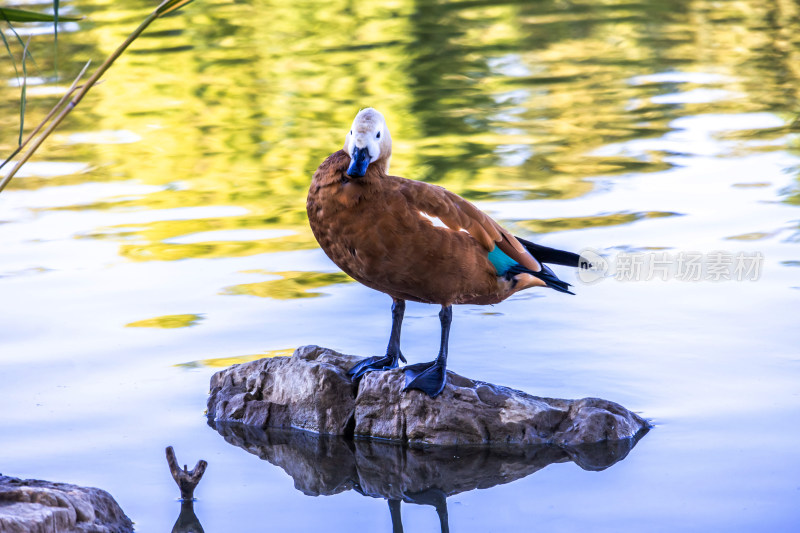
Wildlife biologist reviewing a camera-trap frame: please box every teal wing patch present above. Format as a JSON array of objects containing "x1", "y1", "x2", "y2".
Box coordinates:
[{"x1": 487, "y1": 245, "x2": 518, "y2": 276}]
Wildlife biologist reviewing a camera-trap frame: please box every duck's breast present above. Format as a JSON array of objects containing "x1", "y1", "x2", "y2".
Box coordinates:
[{"x1": 307, "y1": 154, "x2": 510, "y2": 305}]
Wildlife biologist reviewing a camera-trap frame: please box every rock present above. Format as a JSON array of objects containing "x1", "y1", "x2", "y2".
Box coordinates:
[
  {"x1": 0, "y1": 475, "x2": 133, "y2": 533},
  {"x1": 208, "y1": 345, "x2": 359, "y2": 435},
  {"x1": 207, "y1": 345, "x2": 649, "y2": 446}
]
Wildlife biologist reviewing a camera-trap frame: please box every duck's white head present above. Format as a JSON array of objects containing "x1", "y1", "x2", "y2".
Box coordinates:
[{"x1": 344, "y1": 108, "x2": 392, "y2": 177}]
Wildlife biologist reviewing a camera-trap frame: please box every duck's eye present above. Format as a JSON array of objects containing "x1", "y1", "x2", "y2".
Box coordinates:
[
  {"x1": 376, "y1": 131, "x2": 381, "y2": 139},
  {"x1": 350, "y1": 130, "x2": 352, "y2": 135}
]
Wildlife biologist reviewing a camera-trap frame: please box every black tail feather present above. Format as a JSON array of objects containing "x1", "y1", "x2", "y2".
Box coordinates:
[
  {"x1": 516, "y1": 236, "x2": 590, "y2": 269},
  {"x1": 505, "y1": 264, "x2": 575, "y2": 295}
]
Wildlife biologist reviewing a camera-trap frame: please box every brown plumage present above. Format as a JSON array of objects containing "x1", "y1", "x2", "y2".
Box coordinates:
[
  {"x1": 308, "y1": 150, "x2": 546, "y2": 305},
  {"x1": 307, "y1": 108, "x2": 583, "y2": 397}
]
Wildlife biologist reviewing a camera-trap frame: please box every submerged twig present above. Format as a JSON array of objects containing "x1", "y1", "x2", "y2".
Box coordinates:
[{"x1": 165, "y1": 446, "x2": 207, "y2": 501}]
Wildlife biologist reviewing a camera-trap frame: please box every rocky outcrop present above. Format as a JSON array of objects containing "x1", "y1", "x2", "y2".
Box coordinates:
[
  {"x1": 207, "y1": 345, "x2": 357, "y2": 435},
  {"x1": 207, "y1": 345, "x2": 649, "y2": 446},
  {"x1": 0, "y1": 475, "x2": 133, "y2": 533}
]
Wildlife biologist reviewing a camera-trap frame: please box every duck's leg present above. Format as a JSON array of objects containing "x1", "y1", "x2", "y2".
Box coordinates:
[
  {"x1": 348, "y1": 298, "x2": 407, "y2": 380},
  {"x1": 403, "y1": 305, "x2": 451, "y2": 398}
]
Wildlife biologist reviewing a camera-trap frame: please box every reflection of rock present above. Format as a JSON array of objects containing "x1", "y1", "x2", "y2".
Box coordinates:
[
  {"x1": 208, "y1": 346, "x2": 649, "y2": 446},
  {"x1": 211, "y1": 421, "x2": 646, "y2": 498},
  {"x1": 210, "y1": 420, "x2": 647, "y2": 531},
  {"x1": 0, "y1": 475, "x2": 133, "y2": 533},
  {"x1": 212, "y1": 423, "x2": 357, "y2": 497}
]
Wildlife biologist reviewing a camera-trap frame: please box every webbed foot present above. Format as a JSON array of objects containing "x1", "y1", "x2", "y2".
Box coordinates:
[
  {"x1": 348, "y1": 352, "x2": 406, "y2": 381},
  {"x1": 403, "y1": 360, "x2": 447, "y2": 398}
]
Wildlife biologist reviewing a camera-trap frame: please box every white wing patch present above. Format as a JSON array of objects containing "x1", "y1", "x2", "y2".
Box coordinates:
[
  {"x1": 419, "y1": 211, "x2": 472, "y2": 234},
  {"x1": 418, "y1": 211, "x2": 449, "y2": 229}
]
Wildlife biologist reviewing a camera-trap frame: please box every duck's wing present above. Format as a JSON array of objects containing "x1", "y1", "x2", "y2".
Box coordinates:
[{"x1": 396, "y1": 178, "x2": 543, "y2": 273}]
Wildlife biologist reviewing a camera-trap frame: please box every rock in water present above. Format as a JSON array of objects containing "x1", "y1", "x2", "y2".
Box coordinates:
[
  {"x1": 207, "y1": 345, "x2": 358, "y2": 435},
  {"x1": 207, "y1": 345, "x2": 649, "y2": 446},
  {"x1": 0, "y1": 475, "x2": 133, "y2": 533}
]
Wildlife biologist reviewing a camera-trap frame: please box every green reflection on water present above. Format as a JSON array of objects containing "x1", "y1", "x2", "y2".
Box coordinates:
[{"x1": 2, "y1": 0, "x2": 800, "y2": 275}]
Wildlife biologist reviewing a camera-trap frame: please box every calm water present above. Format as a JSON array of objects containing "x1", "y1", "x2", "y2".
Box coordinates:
[{"x1": 1, "y1": 0, "x2": 799, "y2": 531}]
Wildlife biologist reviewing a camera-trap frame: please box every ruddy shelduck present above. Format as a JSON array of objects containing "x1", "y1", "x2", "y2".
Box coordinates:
[{"x1": 307, "y1": 108, "x2": 587, "y2": 398}]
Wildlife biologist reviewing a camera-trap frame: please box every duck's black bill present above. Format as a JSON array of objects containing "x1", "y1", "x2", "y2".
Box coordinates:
[{"x1": 346, "y1": 146, "x2": 371, "y2": 177}]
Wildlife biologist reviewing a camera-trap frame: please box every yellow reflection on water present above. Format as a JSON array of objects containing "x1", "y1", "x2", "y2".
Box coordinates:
[
  {"x1": 119, "y1": 231, "x2": 317, "y2": 262},
  {"x1": 126, "y1": 313, "x2": 204, "y2": 328},
  {"x1": 517, "y1": 211, "x2": 680, "y2": 234},
  {"x1": 175, "y1": 348, "x2": 295, "y2": 369},
  {"x1": 221, "y1": 271, "x2": 353, "y2": 299},
  {"x1": 725, "y1": 231, "x2": 779, "y2": 241},
  {"x1": 1, "y1": 0, "x2": 799, "y2": 273}
]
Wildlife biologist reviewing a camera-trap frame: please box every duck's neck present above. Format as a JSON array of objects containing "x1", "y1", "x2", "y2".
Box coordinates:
[{"x1": 382, "y1": 154, "x2": 392, "y2": 174}]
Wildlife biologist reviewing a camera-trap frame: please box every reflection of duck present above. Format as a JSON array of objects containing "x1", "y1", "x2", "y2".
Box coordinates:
[
  {"x1": 307, "y1": 108, "x2": 588, "y2": 398},
  {"x1": 210, "y1": 421, "x2": 647, "y2": 532}
]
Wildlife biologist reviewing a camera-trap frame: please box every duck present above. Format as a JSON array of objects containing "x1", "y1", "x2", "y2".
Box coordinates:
[{"x1": 307, "y1": 108, "x2": 587, "y2": 398}]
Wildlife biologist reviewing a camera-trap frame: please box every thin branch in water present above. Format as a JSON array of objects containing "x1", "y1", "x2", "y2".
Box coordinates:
[
  {"x1": 0, "y1": 0, "x2": 196, "y2": 194},
  {"x1": 0, "y1": 60, "x2": 91, "y2": 173},
  {"x1": 156, "y1": 0, "x2": 196, "y2": 17}
]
